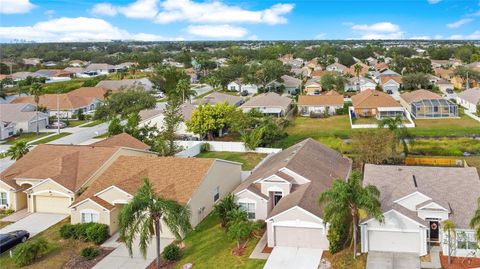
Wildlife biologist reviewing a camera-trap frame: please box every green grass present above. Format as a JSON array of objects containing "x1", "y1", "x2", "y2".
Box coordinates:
[
  {"x1": 196, "y1": 152, "x2": 266, "y2": 170},
  {"x1": 194, "y1": 90, "x2": 215, "y2": 99},
  {"x1": 0, "y1": 218, "x2": 95, "y2": 269},
  {"x1": 41, "y1": 79, "x2": 87, "y2": 94},
  {"x1": 409, "y1": 137, "x2": 480, "y2": 156},
  {"x1": 66, "y1": 120, "x2": 88, "y2": 127},
  {"x1": 80, "y1": 120, "x2": 104, "y2": 128},
  {"x1": 2, "y1": 133, "x2": 50, "y2": 145},
  {"x1": 31, "y1": 132, "x2": 71, "y2": 145},
  {"x1": 176, "y1": 214, "x2": 266, "y2": 269},
  {"x1": 94, "y1": 133, "x2": 109, "y2": 139}
]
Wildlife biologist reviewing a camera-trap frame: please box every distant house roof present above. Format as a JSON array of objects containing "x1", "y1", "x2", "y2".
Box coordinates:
[
  {"x1": 33, "y1": 69, "x2": 72, "y2": 78},
  {"x1": 92, "y1": 133, "x2": 150, "y2": 150},
  {"x1": 194, "y1": 92, "x2": 243, "y2": 106},
  {"x1": 351, "y1": 89, "x2": 401, "y2": 109},
  {"x1": 0, "y1": 103, "x2": 45, "y2": 123},
  {"x1": 12, "y1": 87, "x2": 105, "y2": 110},
  {"x1": 64, "y1": 67, "x2": 85, "y2": 74},
  {"x1": 298, "y1": 91, "x2": 344, "y2": 106},
  {"x1": 10, "y1": 72, "x2": 33, "y2": 80},
  {"x1": 311, "y1": 70, "x2": 326, "y2": 78},
  {"x1": 363, "y1": 164, "x2": 480, "y2": 229},
  {"x1": 326, "y1": 62, "x2": 348, "y2": 71},
  {"x1": 241, "y1": 92, "x2": 292, "y2": 109},
  {"x1": 96, "y1": 78, "x2": 153, "y2": 92},
  {"x1": 380, "y1": 75, "x2": 402, "y2": 85},
  {"x1": 457, "y1": 88, "x2": 480, "y2": 105},
  {"x1": 84, "y1": 63, "x2": 114, "y2": 72},
  {"x1": 234, "y1": 139, "x2": 352, "y2": 219},
  {"x1": 400, "y1": 89, "x2": 443, "y2": 104},
  {"x1": 280, "y1": 75, "x2": 302, "y2": 88}
]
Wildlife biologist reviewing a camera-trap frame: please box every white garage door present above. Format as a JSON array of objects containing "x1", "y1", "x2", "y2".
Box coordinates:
[
  {"x1": 34, "y1": 195, "x2": 71, "y2": 214},
  {"x1": 368, "y1": 230, "x2": 420, "y2": 253},
  {"x1": 274, "y1": 226, "x2": 328, "y2": 249}
]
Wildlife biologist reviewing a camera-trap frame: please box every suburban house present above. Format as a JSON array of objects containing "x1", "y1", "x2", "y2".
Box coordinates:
[
  {"x1": 267, "y1": 75, "x2": 302, "y2": 95},
  {"x1": 241, "y1": 92, "x2": 292, "y2": 117},
  {"x1": 360, "y1": 164, "x2": 480, "y2": 257},
  {"x1": 70, "y1": 156, "x2": 242, "y2": 235},
  {"x1": 0, "y1": 121, "x2": 15, "y2": 140},
  {"x1": 297, "y1": 91, "x2": 344, "y2": 117},
  {"x1": 286, "y1": 58, "x2": 304, "y2": 68},
  {"x1": 345, "y1": 77, "x2": 377, "y2": 92},
  {"x1": 346, "y1": 63, "x2": 369, "y2": 77},
  {"x1": 33, "y1": 69, "x2": 73, "y2": 83},
  {"x1": 351, "y1": 89, "x2": 405, "y2": 119},
  {"x1": 400, "y1": 90, "x2": 458, "y2": 119},
  {"x1": 82, "y1": 63, "x2": 115, "y2": 77},
  {"x1": 304, "y1": 78, "x2": 322, "y2": 95},
  {"x1": 194, "y1": 92, "x2": 243, "y2": 106},
  {"x1": 96, "y1": 78, "x2": 153, "y2": 92},
  {"x1": 227, "y1": 79, "x2": 259, "y2": 95},
  {"x1": 0, "y1": 134, "x2": 154, "y2": 213},
  {"x1": 380, "y1": 76, "x2": 402, "y2": 94},
  {"x1": 457, "y1": 88, "x2": 480, "y2": 113},
  {"x1": 139, "y1": 103, "x2": 198, "y2": 139},
  {"x1": 326, "y1": 63, "x2": 348, "y2": 74},
  {"x1": 233, "y1": 139, "x2": 352, "y2": 249},
  {"x1": 12, "y1": 87, "x2": 106, "y2": 118},
  {"x1": 0, "y1": 103, "x2": 49, "y2": 133},
  {"x1": 69, "y1": 60, "x2": 89, "y2": 67}
]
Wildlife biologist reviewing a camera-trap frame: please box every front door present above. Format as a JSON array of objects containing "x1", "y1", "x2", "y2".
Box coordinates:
[
  {"x1": 273, "y1": 192, "x2": 282, "y2": 206},
  {"x1": 429, "y1": 221, "x2": 439, "y2": 241}
]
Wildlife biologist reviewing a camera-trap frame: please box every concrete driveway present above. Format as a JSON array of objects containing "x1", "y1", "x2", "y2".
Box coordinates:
[
  {"x1": 367, "y1": 251, "x2": 420, "y2": 269},
  {"x1": 263, "y1": 247, "x2": 323, "y2": 269},
  {"x1": 94, "y1": 235, "x2": 174, "y2": 269},
  {"x1": 0, "y1": 213, "x2": 68, "y2": 237}
]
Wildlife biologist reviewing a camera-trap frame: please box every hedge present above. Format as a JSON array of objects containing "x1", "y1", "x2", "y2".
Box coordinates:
[{"x1": 59, "y1": 223, "x2": 109, "y2": 244}]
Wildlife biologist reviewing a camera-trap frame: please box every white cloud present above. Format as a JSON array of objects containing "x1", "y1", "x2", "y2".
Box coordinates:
[
  {"x1": 155, "y1": 0, "x2": 294, "y2": 25},
  {"x1": 0, "y1": 17, "x2": 178, "y2": 42},
  {"x1": 91, "y1": 3, "x2": 118, "y2": 16},
  {"x1": 186, "y1": 24, "x2": 248, "y2": 39},
  {"x1": 447, "y1": 18, "x2": 473, "y2": 28},
  {"x1": 448, "y1": 31, "x2": 480, "y2": 40},
  {"x1": 350, "y1": 22, "x2": 403, "y2": 39},
  {"x1": 427, "y1": 0, "x2": 441, "y2": 4},
  {"x1": 0, "y1": 0, "x2": 35, "y2": 14}
]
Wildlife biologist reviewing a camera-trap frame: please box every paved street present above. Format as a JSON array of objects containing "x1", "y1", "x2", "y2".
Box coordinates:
[{"x1": 46, "y1": 122, "x2": 108, "y2": 145}]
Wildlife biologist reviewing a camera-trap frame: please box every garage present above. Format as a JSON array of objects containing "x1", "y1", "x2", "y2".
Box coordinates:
[
  {"x1": 368, "y1": 230, "x2": 420, "y2": 253},
  {"x1": 28, "y1": 118, "x2": 48, "y2": 132},
  {"x1": 273, "y1": 226, "x2": 328, "y2": 249},
  {"x1": 34, "y1": 195, "x2": 71, "y2": 214}
]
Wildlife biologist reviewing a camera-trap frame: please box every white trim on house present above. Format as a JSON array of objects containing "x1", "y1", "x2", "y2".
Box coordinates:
[
  {"x1": 393, "y1": 191, "x2": 431, "y2": 204},
  {"x1": 278, "y1": 167, "x2": 311, "y2": 184},
  {"x1": 360, "y1": 209, "x2": 427, "y2": 228},
  {"x1": 30, "y1": 189, "x2": 72, "y2": 198},
  {"x1": 24, "y1": 178, "x2": 74, "y2": 195},
  {"x1": 417, "y1": 201, "x2": 448, "y2": 212},
  {"x1": 272, "y1": 219, "x2": 325, "y2": 230},
  {"x1": 94, "y1": 185, "x2": 132, "y2": 198},
  {"x1": 266, "y1": 205, "x2": 325, "y2": 223},
  {"x1": 70, "y1": 198, "x2": 112, "y2": 211},
  {"x1": 234, "y1": 189, "x2": 268, "y2": 201}
]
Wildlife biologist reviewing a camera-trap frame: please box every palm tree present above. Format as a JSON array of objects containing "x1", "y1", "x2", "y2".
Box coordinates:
[
  {"x1": 379, "y1": 115, "x2": 412, "y2": 156},
  {"x1": 29, "y1": 83, "x2": 43, "y2": 135},
  {"x1": 119, "y1": 178, "x2": 192, "y2": 269},
  {"x1": 7, "y1": 140, "x2": 31, "y2": 160},
  {"x1": 319, "y1": 171, "x2": 383, "y2": 259},
  {"x1": 470, "y1": 197, "x2": 480, "y2": 242},
  {"x1": 353, "y1": 63, "x2": 362, "y2": 92},
  {"x1": 176, "y1": 79, "x2": 195, "y2": 103},
  {"x1": 213, "y1": 194, "x2": 239, "y2": 228},
  {"x1": 442, "y1": 220, "x2": 455, "y2": 265}
]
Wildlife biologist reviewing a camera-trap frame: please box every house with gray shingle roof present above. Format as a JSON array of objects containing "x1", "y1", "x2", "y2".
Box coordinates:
[
  {"x1": 234, "y1": 139, "x2": 352, "y2": 249},
  {"x1": 360, "y1": 164, "x2": 480, "y2": 258},
  {"x1": 96, "y1": 78, "x2": 153, "y2": 92},
  {"x1": 457, "y1": 88, "x2": 480, "y2": 113},
  {"x1": 0, "y1": 103, "x2": 49, "y2": 133},
  {"x1": 240, "y1": 92, "x2": 292, "y2": 117}
]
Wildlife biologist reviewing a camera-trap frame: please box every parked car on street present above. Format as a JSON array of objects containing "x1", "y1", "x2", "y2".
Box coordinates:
[
  {"x1": 446, "y1": 88, "x2": 454, "y2": 94},
  {"x1": 46, "y1": 121, "x2": 67, "y2": 129},
  {"x1": 0, "y1": 230, "x2": 29, "y2": 253}
]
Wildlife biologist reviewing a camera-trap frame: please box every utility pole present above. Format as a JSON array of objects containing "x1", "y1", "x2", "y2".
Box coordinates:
[
  {"x1": 466, "y1": 71, "x2": 469, "y2": 90},
  {"x1": 57, "y1": 88, "x2": 61, "y2": 134}
]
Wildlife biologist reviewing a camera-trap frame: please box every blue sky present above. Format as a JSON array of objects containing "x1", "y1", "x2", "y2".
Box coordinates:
[{"x1": 0, "y1": 0, "x2": 479, "y2": 42}]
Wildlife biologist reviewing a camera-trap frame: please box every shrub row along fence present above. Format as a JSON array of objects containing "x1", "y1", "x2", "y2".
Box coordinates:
[{"x1": 404, "y1": 157, "x2": 465, "y2": 167}]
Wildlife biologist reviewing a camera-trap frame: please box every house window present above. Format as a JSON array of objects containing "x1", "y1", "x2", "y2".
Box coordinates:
[
  {"x1": 273, "y1": 191, "x2": 282, "y2": 206},
  {"x1": 81, "y1": 212, "x2": 99, "y2": 223},
  {"x1": 239, "y1": 202, "x2": 256, "y2": 219},
  {"x1": 213, "y1": 186, "x2": 220, "y2": 202},
  {"x1": 456, "y1": 231, "x2": 479, "y2": 250},
  {"x1": 0, "y1": 192, "x2": 7, "y2": 206}
]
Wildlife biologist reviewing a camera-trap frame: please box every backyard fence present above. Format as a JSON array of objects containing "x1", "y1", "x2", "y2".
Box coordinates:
[
  {"x1": 174, "y1": 140, "x2": 282, "y2": 158},
  {"x1": 404, "y1": 157, "x2": 465, "y2": 167}
]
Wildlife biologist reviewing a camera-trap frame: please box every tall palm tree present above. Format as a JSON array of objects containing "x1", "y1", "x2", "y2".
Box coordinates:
[
  {"x1": 319, "y1": 171, "x2": 383, "y2": 259},
  {"x1": 176, "y1": 79, "x2": 195, "y2": 103},
  {"x1": 470, "y1": 197, "x2": 480, "y2": 242},
  {"x1": 442, "y1": 220, "x2": 455, "y2": 265},
  {"x1": 119, "y1": 178, "x2": 192, "y2": 269},
  {"x1": 379, "y1": 115, "x2": 412, "y2": 156},
  {"x1": 29, "y1": 83, "x2": 43, "y2": 135},
  {"x1": 353, "y1": 63, "x2": 362, "y2": 92},
  {"x1": 7, "y1": 140, "x2": 31, "y2": 160}
]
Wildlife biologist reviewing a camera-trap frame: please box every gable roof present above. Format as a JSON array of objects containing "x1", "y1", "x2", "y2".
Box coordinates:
[
  {"x1": 241, "y1": 92, "x2": 292, "y2": 109},
  {"x1": 298, "y1": 91, "x2": 344, "y2": 106},
  {"x1": 363, "y1": 164, "x2": 480, "y2": 229},
  {"x1": 380, "y1": 75, "x2": 402, "y2": 85},
  {"x1": 75, "y1": 156, "x2": 216, "y2": 206},
  {"x1": 458, "y1": 88, "x2": 480, "y2": 105},
  {"x1": 96, "y1": 78, "x2": 152, "y2": 91},
  {"x1": 194, "y1": 92, "x2": 243, "y2": 106},
  {"x1": 351, "y1": 89, "x2": 401, "y2": 109},
  {"x1": 280, "y1": 75, "x2": 302, "y2": 88},
  {"x1": 92, "y1": 133, "x2": 150, "y2": 150},
  {"x1": 234, "y1": 138, "x2": 352, "y2": 219},
  {"x1": 400, "y1": 89, "x2": 443, "y2": 104},
  {"x1": 0, "y1": 103, "x2": 45, "y2": 123}
]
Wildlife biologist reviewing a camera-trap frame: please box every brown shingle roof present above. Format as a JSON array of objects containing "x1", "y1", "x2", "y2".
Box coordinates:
[
  {"x1": 400, "y1": 89, "x2": 442, "y2": 104},
  {"x1": 92, "y1": 133, "x2": 150, "y2": 150},
  {"x1": 351, "y1": 89, "x2": 401, "y2": 109},
  {"x1": 298, "y1": 91, "x2": 344, "y2": 106},
  {"x1": 76, "y1": 156, "x2": 216, "y2": 205},
  {"x1": 380, "y1": 75, "x2": 402, "y2": 85}
]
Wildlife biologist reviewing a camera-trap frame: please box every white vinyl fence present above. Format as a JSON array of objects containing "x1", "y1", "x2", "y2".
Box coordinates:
[
  {"x1": 175, "y1": 141, "x2": 282, "y2": 158},
  {"x1": 465, "y1": 110, "x2": 480, "y2": 122}
]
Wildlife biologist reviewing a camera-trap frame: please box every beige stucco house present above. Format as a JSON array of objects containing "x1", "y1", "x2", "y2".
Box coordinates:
[
  {"x1": 0, "y1": 133, "x2": 153, "y2": 214},
  {"x1": 233, "y1": 139, "x2": 352, "y2": 249},
  {"x1": 70, "y1": 156, "x2": 242, "y2": 235}
]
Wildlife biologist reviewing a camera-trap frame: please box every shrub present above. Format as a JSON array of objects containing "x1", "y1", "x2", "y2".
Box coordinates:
[
  {"x1": 12, "y1": 237, "x2": 49, "y2": 267},
  {"x1": 327, "y1": 225, "x2": 347, "y2": 254},
  {"x1": 81, "y1": 247, "x2": 100, "y2": 260},
  {"x1": 59, "y1": 224, "x2": 76, "y2": 239},
  {"x1": 73, "y1": 223, "x2": 95, "y2": 241},
  {"x1": 162, "y1": 244, "x2": 182, "y2": 261},
  {"x1": 86, "y1": 224, "x2": 110, "y2": 245},
  {"x1": 200, "y1": 143, "x2": 210, "y2": 153}
]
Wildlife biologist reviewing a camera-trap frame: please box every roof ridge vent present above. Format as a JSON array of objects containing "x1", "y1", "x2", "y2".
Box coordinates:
[{"x1": 413, "y1": 175, "x2": 418, "y2": 188}]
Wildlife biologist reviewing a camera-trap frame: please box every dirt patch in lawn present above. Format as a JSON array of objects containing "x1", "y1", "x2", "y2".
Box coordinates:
[
  {"x1": 63, "y1": 247, "x2": 115, "y2": 269},
  {"x1": 146, "y1": 259, "x2": 178, "y2": 269}
]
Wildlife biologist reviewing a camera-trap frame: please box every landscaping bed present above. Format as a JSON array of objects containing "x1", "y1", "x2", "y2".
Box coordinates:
[
  {"x1": 196, "y1": 152, "x2": 267, "y2": 171},
  {"x1": 322, "y1": 248, "x2": 367, "y2": 269},
  {"x1": 440, "y1": 255, "x2": 480, "y2": 269},
  {"x1": 63, "y1": 247, "x2": 114, "y2": 269}
]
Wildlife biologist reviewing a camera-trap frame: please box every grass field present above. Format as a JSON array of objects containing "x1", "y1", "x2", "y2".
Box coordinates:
[
  {"x1": 31, "y1": 132, "x2": 71, "y2": 145},
  {"x1": 176, "y1": 214, "x2": 265, "y2": 269},
  {"x1": 196, "y1": 151, "x2": 266, "y2": 171},
  {"x1": 2, "y1": 133, "x2": 50, "y2": 145},
  {"x1": 66, "y1": 120, "x2": 88, "y2": 127}
]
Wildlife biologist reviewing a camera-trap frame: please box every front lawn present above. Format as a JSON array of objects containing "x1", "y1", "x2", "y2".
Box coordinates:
[
  {"x1": 31, "y1": 132, "x2": 71, "y2": 145},
  {"x1": 2, "y1": 133, "x2": 50, "y2": 145},
  {"x1": 80, "y1": 120, "x2": 105, "y2": 128},
  {"x1": 323, "y1": 248, "x2": 367, "y2": 269},
  {"x1": 0, "y1": 218, "x2": 96, "y2": 269},
  {"x1": 196, "y1": 151, "x2": 266, "y2": 170},
  {"x1": 176, "y1": 214, "x2": 266, "y2": 269},
  {"x1": 66, "y1": 120, "x2": 88, "y2": 127}
]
